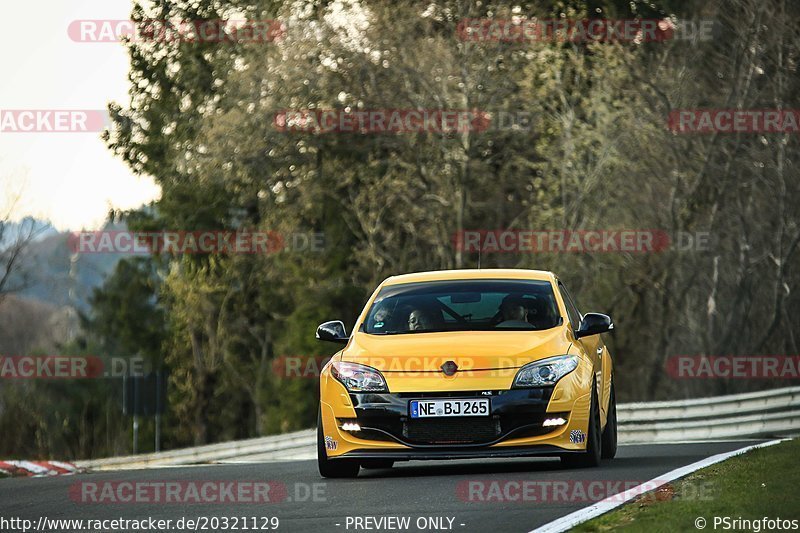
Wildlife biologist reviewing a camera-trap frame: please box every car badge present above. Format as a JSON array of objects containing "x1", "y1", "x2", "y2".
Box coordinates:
[
  {"x1": 441, "y1": 360, "x2": 458, "y2": 376},
  {"x1": 569, "y1": 430, "x2": 586, "y2": 444}
]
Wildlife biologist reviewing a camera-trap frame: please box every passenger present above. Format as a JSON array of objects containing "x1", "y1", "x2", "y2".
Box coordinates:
[{"x1": 408, "y1": 308, "x2": 434, "y2": 331}]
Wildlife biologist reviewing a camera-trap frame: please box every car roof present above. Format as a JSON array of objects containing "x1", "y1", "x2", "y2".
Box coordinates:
[{"x1": 381, "y1": 269, "x2": 556, "y2": 287}]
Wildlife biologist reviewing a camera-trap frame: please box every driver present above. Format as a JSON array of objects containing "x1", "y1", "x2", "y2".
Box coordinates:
[
  {"x1": 497, "y1": 295, "x2": 531, "y2": 328},
  {"x1": 370, "y1": 302, "x2": 392, "y2": 329}
]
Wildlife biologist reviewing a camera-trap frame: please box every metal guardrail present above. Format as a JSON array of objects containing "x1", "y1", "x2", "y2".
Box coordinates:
[
  {"x1": 78, "y1": 430, "x2": 315, "y2": 470},
  {"x1": 617, "y1": 386, "x2": 800, "y2": 443},
  {"x1": 78, "y1": 387, "x2": 800, "y2": 470}
]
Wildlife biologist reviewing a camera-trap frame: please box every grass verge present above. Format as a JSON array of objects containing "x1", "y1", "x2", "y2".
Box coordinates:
[{"x1": 574, "y1": 439, "x2": 800, "y2": 532}]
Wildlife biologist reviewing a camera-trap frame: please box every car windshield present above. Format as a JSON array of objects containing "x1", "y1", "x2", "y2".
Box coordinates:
[{"x1": 362, "y1": 279, "x2": 561, "y2": 334}]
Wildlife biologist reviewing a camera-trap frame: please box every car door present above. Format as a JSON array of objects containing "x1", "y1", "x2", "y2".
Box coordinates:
[{"x1": 557, "y1": 282, "x2": 609, "y2": 421}]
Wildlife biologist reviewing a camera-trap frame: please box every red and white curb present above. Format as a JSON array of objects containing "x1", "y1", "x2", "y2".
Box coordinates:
[
  {"x1": 0, "y1": 460, "x2": 82, "y2": 477},
  {"x1": 530, "y1": 439, "x2": 787, "y2": 533}
]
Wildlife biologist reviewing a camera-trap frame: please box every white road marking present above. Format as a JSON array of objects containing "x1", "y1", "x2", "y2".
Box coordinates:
[
  {"x1": 530, "y1": 439, "x2": 787, "y2": 533},
  {"x1": 620, "y1": 438, "x2": 768, "y2": 445}
]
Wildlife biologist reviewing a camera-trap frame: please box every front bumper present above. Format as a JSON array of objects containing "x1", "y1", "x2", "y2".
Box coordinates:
[{"x1": 320, "y1": 375, "x2": 592, "y2": 459}]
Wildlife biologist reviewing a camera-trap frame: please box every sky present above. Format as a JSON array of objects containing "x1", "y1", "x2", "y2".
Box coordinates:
[{"x1": 0, "y1": 0, "x2": 161, "y2": 231}]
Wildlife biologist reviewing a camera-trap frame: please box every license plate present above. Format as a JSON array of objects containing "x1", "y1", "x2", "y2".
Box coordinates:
[{"x1": 409, "y1": 398, "x2": 490, "y2": 418}]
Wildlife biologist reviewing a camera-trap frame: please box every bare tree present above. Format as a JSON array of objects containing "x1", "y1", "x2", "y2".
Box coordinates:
[{"x1": 0, "y1": 179, "x2": 47, "y2": 303}]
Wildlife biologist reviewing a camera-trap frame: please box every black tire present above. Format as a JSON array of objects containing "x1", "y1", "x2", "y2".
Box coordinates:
[
  {"x1": 317, "y1": 409, "x2": 360, "y2": 478},
  {"x1": 561, "y1": 379, "x2": 602, "y2": 468},
  {"x1": 601, "y1": 382, "x2": 618, "y2": 460},
  {"x1": 360, "y1": 459, "x2": 395, "y2": 470}
]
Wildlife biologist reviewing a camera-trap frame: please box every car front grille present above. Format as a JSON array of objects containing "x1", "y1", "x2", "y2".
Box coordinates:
[
  {"x1": 348, "y1": 389, "x2": 558, "y2": 447},
  {"x1": 403, "y1": 417, "x2": 501, "y2": 444}
]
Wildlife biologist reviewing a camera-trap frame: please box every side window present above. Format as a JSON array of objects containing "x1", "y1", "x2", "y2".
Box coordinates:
[{"x1": 558, "y1": 282, "x2": 582, "y2": 330}]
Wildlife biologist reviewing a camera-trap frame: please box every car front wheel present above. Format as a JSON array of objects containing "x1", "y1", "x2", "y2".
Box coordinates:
[
  {"x1": 601, "y1": 382, "x2": 618, "y2": 460},
  {"x1": 561, "y1": 380, "x2": 602, "y2": 468}
]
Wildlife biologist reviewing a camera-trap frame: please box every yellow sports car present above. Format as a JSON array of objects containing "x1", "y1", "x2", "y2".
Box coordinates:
[{"x1": 315, "y1": 269, "x2": 616, "y2": 477}]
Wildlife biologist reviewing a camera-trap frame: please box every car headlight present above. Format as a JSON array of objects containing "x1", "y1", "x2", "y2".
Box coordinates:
[
  {"x1": 330, "y1": 361, "x2": 388, "y2": 392},
  {"x1": 513, "y1": 355, "x2": 579, "y2": 388}
]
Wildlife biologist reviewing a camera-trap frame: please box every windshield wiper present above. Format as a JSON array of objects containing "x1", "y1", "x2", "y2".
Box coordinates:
[{"x1": 369, "y1": 328, "x2": 451, "y2": 335}]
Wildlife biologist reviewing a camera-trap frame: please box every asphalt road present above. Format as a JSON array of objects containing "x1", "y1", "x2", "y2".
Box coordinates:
[{"x1": 0, "y1": 441, "x2": 761, "y2": 533}]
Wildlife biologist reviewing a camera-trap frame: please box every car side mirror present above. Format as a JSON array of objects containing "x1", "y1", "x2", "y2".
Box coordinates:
[
  {"x1": 575, "y1": 313, "x2": 613, "y2": 338},
  {"x1": 316, "y1": 320, "x2": 349, "y2": 344}
]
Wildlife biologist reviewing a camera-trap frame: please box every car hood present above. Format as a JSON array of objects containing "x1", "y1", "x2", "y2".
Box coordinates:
[{"x1": 341, "y1": 328, "x2": 572, "y2": 372}]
